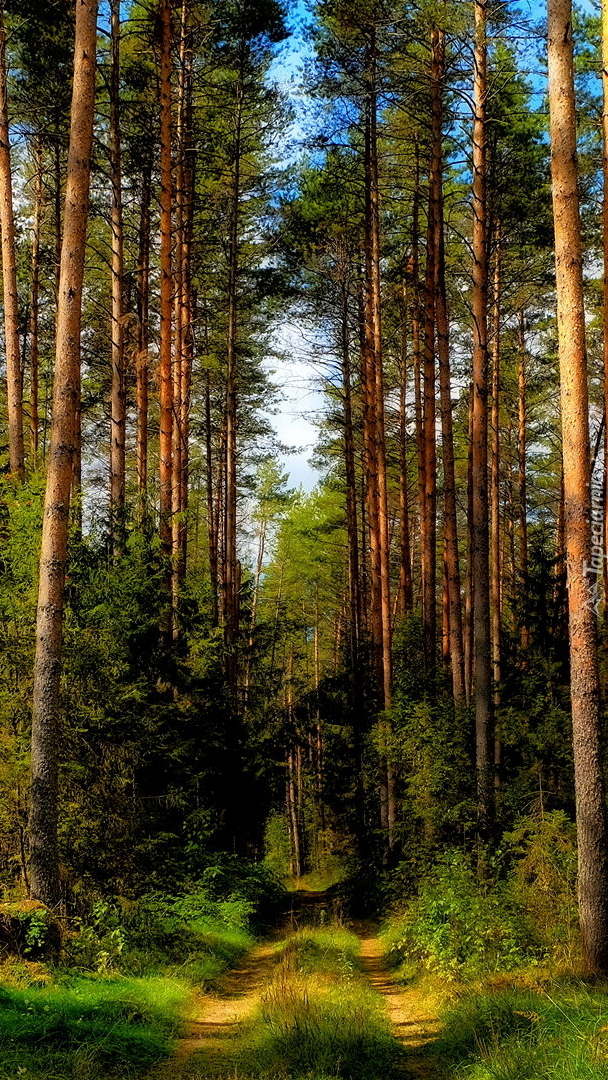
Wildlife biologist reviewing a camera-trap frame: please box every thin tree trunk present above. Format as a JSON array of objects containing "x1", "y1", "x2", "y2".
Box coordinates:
[
  {"x1": 518, "y1": 310, "x2": 530, "y2": 650},
  {"x1": 29, "y1": 0, "x2": 98, "y2": 907},
  {"x1": 136, "y1": 165, "x2": 151, "y2": 504},
  {"x1": 0, "y1": 3, "x2": 25, "y2": 480},
  {"x1": 109, "y1": 0, "x2": 125, "y2": 553},
  {"x1": 29, "y1": 140, "x2": 43, "y2": 462},
  {"x1": 471, "y1": 0, "x2": 493, "y2": 835},
  {"x1": 434, "y1": 28, "x2": 465, "y2": 702},
  {"x1": 464, "y1": 386, "x2": 474, "y2": 704},
  {"x1": 223, "y1": 61, "x2": 243, "y2": 691},
  {"x1": 158, "y1": 0, "x2": 173, "y2": 559},
  {"x1": 549, "y1": 0, "x2": 608, "y2": 974},
  {"x1": 398, "y1": 283, "x2": 413, "y2": 616},
  {"x1": 421, "y1": 28, "x2": 441, "y2": 671},
  {"x1": 490, "y1": 240, "x2": 502, "y2": 773}
]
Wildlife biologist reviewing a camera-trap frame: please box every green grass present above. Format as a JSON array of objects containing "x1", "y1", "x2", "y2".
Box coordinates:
[
  {"x1": 273, "y1": 926, "x2": 362, "y2": 976},
  {"x1": 0, "y1": 974, "x2": 190, "y2": 1079},
  {"x1": 436, "y1": 981, "x2": 608, "y2": 1079},
  {"x1": 0, "y1": 902, "x2": 255, "y2": 1079},
  {"x1": 234, "y1": 926, "x2": 398, "y2": 1080}
]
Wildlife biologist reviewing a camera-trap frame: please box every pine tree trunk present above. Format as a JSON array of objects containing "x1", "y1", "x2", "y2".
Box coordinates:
[
  {"x1": 29, "y1": 140, "x2": 43, "y2": 462},
  {"x1": 518, "y1": 310, "x2": 530, "y2": 650},
  {"x1": 434, "y1": 28, "x2": 464, "y2": 703},
  {"x1": 29, "y1": 0, "x2": 98, "y2": 907},
  {"x1": 421, "y1": 27, "x2": 441, "y2": 671},
  {"x1": 0, "y1": 2, "x2": 25, "y2": 480},
  {"x1": 603, "y1": 0, "x2": 608, "y2": 629},
  {"x1": 224, "y1": 71, "x2": 243, "y2": 690},
  {"x1": 471, "y1": 0, "x2": 493, "y2": 834},
  {"x1": 158, "y1": 0, "x2": 173, "y2": 558},
  {"x1": 109, "y1": 0, "x2": 125, "y2": 554},
  {"x1": 490, "y1": 241, "x2": 502, "y2": 770},
  {"x1": 549, "y1": 0, "x2": 608, "y2": 974},
  {"x1": 398, "y1": 283, "x2": 413, "y2": 616},
  {"x1": 363, "y1": 32, "x2": 391, "y2": 711},
  {"x1": 136, "y1": 165, "x2": 151, "y2": 504}
]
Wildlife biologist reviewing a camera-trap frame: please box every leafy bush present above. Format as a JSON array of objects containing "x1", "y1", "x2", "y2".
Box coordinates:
[
  {"x1": 381, "y1": 850, "x2": 542, "y2": 978},
  {"x1": 69, "y1": 889, "x2": 254, "y2": 980}
]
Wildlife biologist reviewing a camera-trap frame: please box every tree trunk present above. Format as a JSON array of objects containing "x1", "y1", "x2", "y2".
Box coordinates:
[
  {"x1": 421, "y1": 27, "x2": 441, "y2": 671},
  {"x1": 434, "y1": 28, "x2": 465, "y2": 703},
  {"x1": 29, "y1": 140, "x2": 43, "y2": 462},
  {"x1": 490, "y1": 240, "x2": 502, "y2": 772},
  {"x1": 0, "y1": 2, "x2": 25, "y2": 480},
  {"x1": 158, "y1": 0, "x2": 173, "y2": 558},
  {"x1": 224, "y1": 68, "x2": 243, "y2": 691},
  {"x1": 549, "y1": 0, "x2": 608, "y2": 974},
  {"x1": 136, "y1": 165, "x2": 151, "y2": 504},
  {"x1": 109, "y1": 0, "x2": 125, "y2": 553},
  {"x1": 518, "y1": 310, "x2": 530, "y2": 650},
  {"x1": 471, "y1": 0, "x2": 493, "y2": 835},
  {"x1": 398, "y1": 283, "x2": 413, "y2": 616},
  {"x1": 29, "y1": 0, "x2": 98, "y2": 907}
]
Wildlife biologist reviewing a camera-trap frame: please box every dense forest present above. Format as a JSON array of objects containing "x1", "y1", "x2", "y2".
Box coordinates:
[{"x1": 2, "y1": 0, "x2": 608, "y2": 1076}]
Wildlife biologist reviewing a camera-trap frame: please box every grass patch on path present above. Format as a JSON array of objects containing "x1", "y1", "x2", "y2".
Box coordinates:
[{"x1": 234, "y1": 925, "x2": 398, "y2": 1080}]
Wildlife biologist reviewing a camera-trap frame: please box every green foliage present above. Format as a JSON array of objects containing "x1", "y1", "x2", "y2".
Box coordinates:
[
  {"x1": 502, "y1": 811, "x2": 579, "y2": 960},
  {"x1": 381, "y1": 851, "x2": 542, "y2": 978},
  {"x1": 69, "y1": 886, "x2": 256, "y2": 984},
  {"x1": 436, "y1": 983, "x2": 608, "y2": 1080},
  {"x1": 264, "y1": 811, "x2": 292, "y2": 877}
]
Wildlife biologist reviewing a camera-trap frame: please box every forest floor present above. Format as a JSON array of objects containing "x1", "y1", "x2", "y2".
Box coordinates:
[{"x1": 148, "y1": 918, "x2": 442, "y2": 1080}]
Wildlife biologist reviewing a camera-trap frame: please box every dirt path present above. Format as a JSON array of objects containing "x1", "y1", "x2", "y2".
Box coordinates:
[
  {"x1": 358, "y1": 935, "x2": 442, "y2": 1079},
  {"x1": 148, "y1": 926, "x2": 442, "y2": 1080},
  {"x1": 148, "y1": 942, "x2": 276, "y2": 1079}
]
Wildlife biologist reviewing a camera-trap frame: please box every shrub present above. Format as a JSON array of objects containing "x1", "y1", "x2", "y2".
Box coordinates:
[{"x1": 381, "y1": 850, "x2": 542, "y2": 978}]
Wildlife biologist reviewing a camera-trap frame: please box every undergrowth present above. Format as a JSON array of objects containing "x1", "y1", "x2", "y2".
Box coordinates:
[
  {"x1": 436, "y1": 981, "x2": 608, "y2": 1079},
  {"x1": 0, "y1": 868, "x2": 278, "y2": 1079}
]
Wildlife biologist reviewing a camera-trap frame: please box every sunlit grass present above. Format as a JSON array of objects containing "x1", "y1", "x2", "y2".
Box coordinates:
[
  {"x1": 0, "y1": 974, "x2": 190, "y2": 1079},
  {"x1": 234, "y1": 925, "x2": 398, "y2": 1080},
  {"x1": 436, "y1": 980, "x2": 608, "y2": 1080}
]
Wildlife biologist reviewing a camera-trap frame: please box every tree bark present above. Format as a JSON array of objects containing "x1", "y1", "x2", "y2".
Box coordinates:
[
  {"x1": 29, "y1": 140, "x2": 43, "y2": 462},
  {"x1": 29, "y1": 0, "x2": 98, "y2": 907},
  {"x1": 421, "y1": 27, "x2": 441, "y2": 671},
  {"x1": 398, "y1": 283, "x2": 413, "y2": 616},
  {"x1": 471, "y1": 0, "x2": 493, "y2": 834},
  {"x1": 549, "y1": 0, "x2": 608, "y2": 974},
  {"x1": 223, "y1": 66, "x2": 243, "y2": 690},
  {"x1": 0, "y1": 2, "x2": 25, "y2": 480},
  {"x1": 434, "y1": 28, "x2": 465, "y2": 703},
  {"x1": 158, "y1": 0, "x2": 173, "y2": 558},
  {"x1": 136, "y1": 165, "x2": 151, "y2": 504},
  {"x1": 490, "y1": 241, "x2": 502, "y2": 772},
  {"x1": 109, "y1": 0, "x2": 125, "y2": 553},
  {"x1": 518, "y1": 310, "x2": 530, "y2": 650}
]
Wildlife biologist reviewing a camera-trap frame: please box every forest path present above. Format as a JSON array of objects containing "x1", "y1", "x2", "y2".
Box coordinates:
[
  {"x1": 147, "y1": 920, "x2": 443, "y2": 1080},
  {"x1": 147, "y1": 940, "x2": 276, "y2": 1079},
  {"x1": 357, "y1": 931, "x2": 442, "y2": 1079}
]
